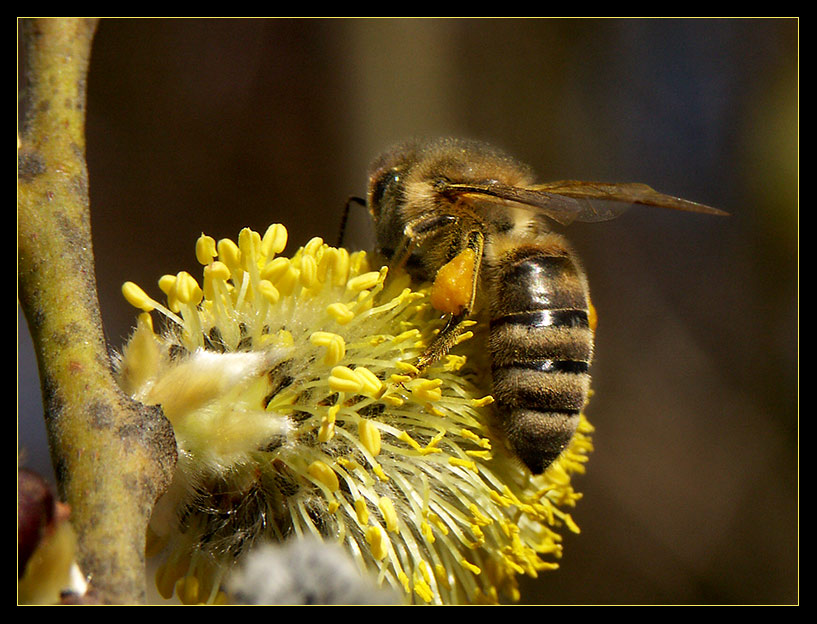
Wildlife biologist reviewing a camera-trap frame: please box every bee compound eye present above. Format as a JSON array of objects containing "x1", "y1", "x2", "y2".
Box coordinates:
[{"x1": 370, "y1": 168, "x2": 401, "y2": 208}]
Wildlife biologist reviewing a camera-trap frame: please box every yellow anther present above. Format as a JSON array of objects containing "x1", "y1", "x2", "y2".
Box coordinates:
[
  {"x1": 434, "y1": 564, "x2": 450, "y2": 590},
  {"x1": 346, "y1": 271, "x2": 381, "y2": 293},
  {"x1": 176, "y1": 575, "x2": 203, "y2": 605},
  {"x1": 414, "y1": 578, "x2": 434, "y2": 603},
  {"x1": 331, "y1": 248, "x2": 351, "y2": 286},
  {"x1": 310, "y1": 332, "x2": 346, "y2": 366},
  {"x1": 260, "y1": 256, "x2": 291, "y2": 283},
  {"x1": 328, "y1": 366, "x2": 363, "y2": 394},
  {"x1": 307, "y1": 460, "x2": 339, "y2": 492},
  {"x1": 471, "y1": 395, "x2": 495, "y2": 408},
  {"x1": 398, "y1": 571, "x2": 411, "y2": 594},
  {"x1": 258, "y1": 279, "x2": 280, "y2": 305},
  {"x1": 261, "y1": 223, "x2": 288, "y2": 256},
  {"x1": 299, "y1": 254, "x2": 318, "y2": 288},
  {"x1": 378, "y1": 496, "x2": 399, "y2": 533},
  {"x1": 274, "y1": 265, "x2": 300, "y2": 296},
  {"x1": 443, "y1": 354, "x2": 467, "y2": 371},
  {"x1": 395, "y1": 361, "x2": 420, "y2": 375},
  {"x1": 418, "y1": 560, "x2": 431, "y2": 584},
  {"x1": 365, "y1": 525, "x2": 389, "y2": 561},
  {"x1": 393, "y1": 329, "x2": 420, "y2": 344},
  {"x1": 195, "y1": 234, "x2": 217, "y2": 265},
  {"x1": 238, "y1": 227, "x2": 261, "y2": 266},
  {"x1": 354, "y1": 498, "x2": 370, "y2": 525},
  {"x1": 174, "y1": 271, "x2": 202, "y2": 305},
  {"x1": 317, "y1": 418, "x2": 335, "y2": 442},
  {"x1": 327, "y1": 500, "x2": 340, "y2": 514},
  {"x1": 303, "y1": 236, "x2": 324, "y2": 257},
  {"x1": 460, "y1": 559, "x2": 481, "y2": 575},
  {"x1": 122, "y1": 281, "x2": 156, "y2": 312},
  {"x1": 205, "y1": 260, "x2": 231, "y2": 282},
  {"x1": 380, "y1": 393, "x2": 404, "y2": 407},
  {"x1": 355, "y1": 366, "x2": 383, "y2": 397},
  {"x1": 469, "y1": 503, "x2": 492, "y2": 526},
  {"x1": 448, "y1": 457, "x2": 477, "y2": 472},
  {"x1": 358, "y1": 419, "x2": 381, "y2": 457},
  {"x1": 398, "y1": 431, "x2": 423, "y2": 451},
  {"x1": 324, "y1": 302, "x2": 353, "y2": 325},
  {"x1": 158, "y1": 274, "x2": 177, "y2": 296},
  {"x1": 217, "y1": 237, "x2": 241, "y2": 271},
  {"x1": 409, "y1": 378, "x2": 443, "y2": 403}
]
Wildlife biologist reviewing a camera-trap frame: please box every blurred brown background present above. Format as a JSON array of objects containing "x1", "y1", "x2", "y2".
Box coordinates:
[{"x1": 18, "y1": 18, "x2": 797, "y2": 604}]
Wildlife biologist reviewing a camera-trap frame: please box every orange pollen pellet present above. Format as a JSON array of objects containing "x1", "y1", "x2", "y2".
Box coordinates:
[{"x1": 430, "y1": 248, "x2": 475, "y2": 315}]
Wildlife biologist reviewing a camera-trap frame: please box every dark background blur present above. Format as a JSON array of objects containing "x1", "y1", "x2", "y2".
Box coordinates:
[{"x1": 18, "y1": 18, "x2": 798, "y2": 604}]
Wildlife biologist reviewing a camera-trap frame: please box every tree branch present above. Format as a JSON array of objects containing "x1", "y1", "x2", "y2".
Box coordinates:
[{"x1": 18, "y1": 18, "x2": 177, "y2": 604}]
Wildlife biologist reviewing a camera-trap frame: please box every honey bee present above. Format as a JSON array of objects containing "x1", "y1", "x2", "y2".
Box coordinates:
[{"x1": 352, "y1": 137, "x2": 726, "y2": 474}]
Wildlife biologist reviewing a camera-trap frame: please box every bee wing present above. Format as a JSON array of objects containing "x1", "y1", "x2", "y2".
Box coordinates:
[
  {"x1": 440, "y1": 180, "x2": 727, "y2": 225},
  {"x1": 531, "y1": 180, "x2": 729, "y2": 219}
]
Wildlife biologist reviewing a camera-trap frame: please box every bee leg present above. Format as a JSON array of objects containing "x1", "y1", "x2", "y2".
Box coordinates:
[
  {"x1": 414, "y1": 228, "x2": 485, "y2": 372},
  {"x1": 337, "y1": 196, "x2": 366, "y2": 248},
  {"x1": 388, "y1": 213, "x2": 460, "y2": 273}
]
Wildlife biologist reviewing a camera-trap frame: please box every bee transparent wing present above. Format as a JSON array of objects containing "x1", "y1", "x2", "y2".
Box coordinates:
[
  {"x1": 439, "y1": 180, "x2": 727, "y2": 225},
  {"x1": 531, "y1": 180, "x2": 729, "y2": 219}
]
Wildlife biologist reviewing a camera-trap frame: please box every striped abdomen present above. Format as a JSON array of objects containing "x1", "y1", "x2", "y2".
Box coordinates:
[{"x1": 487, "y1": 236, "x2": 593, "y2": 474}]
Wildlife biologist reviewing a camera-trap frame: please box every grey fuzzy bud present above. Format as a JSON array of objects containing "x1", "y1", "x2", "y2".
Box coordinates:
[{"x1": 227, "y1": 539, "x2": 403, "y2": 605}]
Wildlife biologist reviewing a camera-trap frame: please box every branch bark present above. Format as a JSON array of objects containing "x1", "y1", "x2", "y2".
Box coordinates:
[{"x1": 18, "y1": 18, "x2": 177, "y2": 604}]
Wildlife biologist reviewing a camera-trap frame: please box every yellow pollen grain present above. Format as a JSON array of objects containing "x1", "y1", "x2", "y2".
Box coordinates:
[
  {"x1": 365, "y1": 525, "x2": 389, "y2": 561},
  {"x1": 307, "y1": 460, "x2": 339, "y2": 492},
  {"x1": 378, "y1": 496, "x2": 399, "y2": 533},
  {"x1": 358, "y1": 419, "x2": 381, "y2": 456},
  {"x1": 122, "y1": 281, "x2": 156, "y2": 312},
  {"x1": 195, "y1": 234, "x2": 217, "y2": 265}
]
